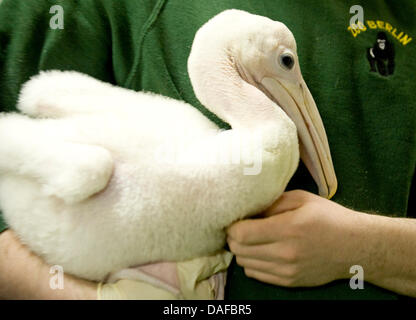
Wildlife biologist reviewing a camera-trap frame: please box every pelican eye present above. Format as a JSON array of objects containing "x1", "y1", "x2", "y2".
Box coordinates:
[{"x1": 279, "y1": 54, "x2": 294, "y2": 70}]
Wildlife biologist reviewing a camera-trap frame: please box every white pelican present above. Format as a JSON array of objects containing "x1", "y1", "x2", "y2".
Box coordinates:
[{"x1": 0, "y1": 9, "x2": 337, "y2": 281}]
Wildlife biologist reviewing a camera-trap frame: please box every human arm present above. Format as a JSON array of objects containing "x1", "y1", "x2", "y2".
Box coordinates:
[
  {"x1": 0, "y1": 229, "x2": 97, "y2": 300},
  {"x1": 0, "y1": 228, "x2": 232, "y2": 300},
  {"x1": 227, "y1": 190, "x2": 416, "y2": 297}
]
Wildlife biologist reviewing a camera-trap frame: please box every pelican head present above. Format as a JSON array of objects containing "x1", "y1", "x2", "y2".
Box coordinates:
[{"x1": 188, "y1": 9, "x2": 337, "y2": 199}]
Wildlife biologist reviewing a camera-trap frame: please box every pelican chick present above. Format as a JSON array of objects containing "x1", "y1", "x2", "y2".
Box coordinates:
[{"x1": 0, "y1": 9, "x2": 337, "y2": 281}]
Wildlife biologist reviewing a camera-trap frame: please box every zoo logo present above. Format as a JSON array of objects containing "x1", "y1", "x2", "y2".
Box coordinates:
[
  {"x1": 348, "y1": 20, "x2": 412, "y2": 77},
  {"x1": 366, "y1": 31, "x2": 395, "y2": 77},
  {"x1": 348, "y1": 5, "x2": 412, "y2": 77}
]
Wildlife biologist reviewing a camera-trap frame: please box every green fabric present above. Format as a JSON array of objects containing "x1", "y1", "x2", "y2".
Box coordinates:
[{"x1": 0, "y1": 0, "x2": 415, "y2": 299}]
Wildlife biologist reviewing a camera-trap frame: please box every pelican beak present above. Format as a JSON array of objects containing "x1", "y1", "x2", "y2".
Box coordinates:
[{"x1": 260, "y1": 77, "x2": 337, "y2": 199}]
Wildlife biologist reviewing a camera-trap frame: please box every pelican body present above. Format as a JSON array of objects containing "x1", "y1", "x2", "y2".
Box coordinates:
[{"x1": 0, "y1": 10, "x2": 336, "y2": 281}]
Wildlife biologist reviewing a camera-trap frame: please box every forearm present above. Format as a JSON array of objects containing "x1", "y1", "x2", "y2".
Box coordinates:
[
  {"x1": 344, "y1": 211, "x2": 416, "y2": 297},
  {"x1": 0, "y1": 230, "x2": 97, "y2": 299}
]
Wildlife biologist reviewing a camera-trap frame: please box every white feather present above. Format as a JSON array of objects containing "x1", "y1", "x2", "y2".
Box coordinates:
[{"x1": 0, "y1": 10, "x2": 299, "y2": 281}]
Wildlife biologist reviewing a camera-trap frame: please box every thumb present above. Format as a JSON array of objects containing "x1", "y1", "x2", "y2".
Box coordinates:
[{"x1": 261, "y1": 190, "x2": 310, "y2": 217}]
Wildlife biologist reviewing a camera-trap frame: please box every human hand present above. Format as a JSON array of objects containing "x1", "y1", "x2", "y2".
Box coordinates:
[
  {"x1": 0, "y1": 229, "x2": 97, "y2": 300},
  {"x1": 227, "y1": 190, "x2": 363, "y2": 287}
]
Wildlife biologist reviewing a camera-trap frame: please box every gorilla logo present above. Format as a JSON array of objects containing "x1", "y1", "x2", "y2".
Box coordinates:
[{"x1": 367, "y1": 32, "x2": 395, "y2": 76}]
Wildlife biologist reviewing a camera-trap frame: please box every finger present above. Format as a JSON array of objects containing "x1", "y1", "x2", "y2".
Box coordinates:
[
  {"x1": 236, "y1": 256, "x2": 278, "y2": 272},
  {"x1": 228, "y1": 238, "x2": 286, "y2": 262},
  {"x1": 227, "y1": 206, "x2": 300, "y2": 245},
  {"x1": 243, "y1": 268, "x2": 292, "y2": 287},
  {"x1": 236, "y1": 256, "x2": 295, "y2": 279},
  {"x1": 263, "y1": 190, "x2": 312, "y2": 217},
  {"x1": 227, "y1": 217, "x2": 282, "y2": 245}
]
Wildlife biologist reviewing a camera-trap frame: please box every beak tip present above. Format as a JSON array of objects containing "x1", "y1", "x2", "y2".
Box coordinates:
[
  {"x1": 319, "y1": 180, "x2": 338, "y2": 200},
  {"x1": 327, "y1": 187, "x2": 337, "y2": 200}
]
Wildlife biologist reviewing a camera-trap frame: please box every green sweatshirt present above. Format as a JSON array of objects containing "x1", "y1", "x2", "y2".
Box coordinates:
[{"x1": 0, "y1": 0, "x2": 414, "y2": 300}]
